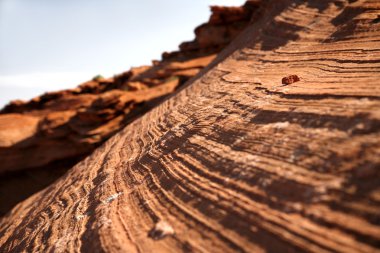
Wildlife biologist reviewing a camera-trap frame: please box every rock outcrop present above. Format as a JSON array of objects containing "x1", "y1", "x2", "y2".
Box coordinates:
[
  {"x1": 1, "y1": 0, "x2": 380, "y2": 252},
  {"x1": 0, "y1": 1, "x2": 260, "y2": 216}
]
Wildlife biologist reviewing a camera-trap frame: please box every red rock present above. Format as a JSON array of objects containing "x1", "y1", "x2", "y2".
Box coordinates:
[
  {"x1": 282, "y1": 75, "x2": 300, "y2": 85},
  {"x1": 1, "y1": 1, "x2": 380, "y2": 251},
  {"x1": 0, "y1": 0, "x2": 259, "y2": 218}
]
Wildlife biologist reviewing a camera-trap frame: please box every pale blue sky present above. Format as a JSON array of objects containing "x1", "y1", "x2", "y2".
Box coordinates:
[{"x1": 0, "y1": 0, "x2": 245, "y2": 107}]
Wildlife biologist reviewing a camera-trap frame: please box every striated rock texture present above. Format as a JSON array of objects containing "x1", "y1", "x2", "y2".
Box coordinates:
[
  {"x1": 1, "y1": 0, "x2": 380, "y2": 252},
  {"x1": 0, "y1": 1, "x2": 260, "y2": 216}
]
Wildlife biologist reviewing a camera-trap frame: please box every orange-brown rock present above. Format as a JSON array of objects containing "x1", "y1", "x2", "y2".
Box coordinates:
[
  {"x1": 164, "y1": 1, "x2": 260, "y2": 60},
  {"x1": 1, "y1": 0, "x2": 380, "y2": 252},
  {"x1": 0, "y1": 3, "x2": 259, "y2": 216}
]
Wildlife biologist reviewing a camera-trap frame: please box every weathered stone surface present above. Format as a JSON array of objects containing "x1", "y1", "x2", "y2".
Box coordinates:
[
  {"x1": 0, "y1": 3, "x2": 258, "y2": 215},
  {"x1": 0, "y1": 114, "x2": 39, "y2": 147},
  {"x1": 1, "y1": 0, "x2": 379, "y2": 252}
]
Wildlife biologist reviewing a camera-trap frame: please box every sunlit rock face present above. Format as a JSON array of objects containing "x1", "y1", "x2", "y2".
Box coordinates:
[
  {"x1": 1, "y1": 0, "x2": 380, "y2": 251},
  {"x1": 0, "y1": 2, "x2": 259, "y2": 216}
]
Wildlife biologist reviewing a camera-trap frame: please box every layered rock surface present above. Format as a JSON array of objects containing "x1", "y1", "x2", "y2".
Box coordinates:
[
  {"x1": 1, "y1": 0, "x2": 380, "y2": 252},
  {"x1": 0, "y1": 1, "x2": 260, "y2": 216}
]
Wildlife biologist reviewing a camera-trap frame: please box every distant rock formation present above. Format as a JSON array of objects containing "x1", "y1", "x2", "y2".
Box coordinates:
[{"x1": 0, "y1": 1, "x2": 260, "y2": 216}]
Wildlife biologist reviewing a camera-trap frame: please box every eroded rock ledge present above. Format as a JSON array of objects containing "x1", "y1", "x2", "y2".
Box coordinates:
[
  {"x1": 1, "y1": 0, "x2": 380, "y2": 252},
  {"x1": 0, "y1": 1, "x2": 260, "y2": 216}
]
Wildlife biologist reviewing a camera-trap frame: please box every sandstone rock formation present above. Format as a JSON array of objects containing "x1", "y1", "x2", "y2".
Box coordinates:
[
  {"x1": 1, "y1": 0, "x2": 380, "y2": 252},
  {"x1": 0, "y1": 1, "x2": 259, "y2": 216}
]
